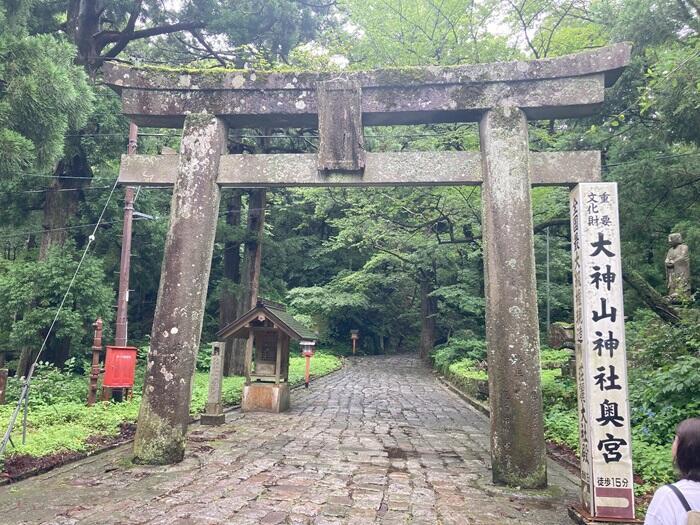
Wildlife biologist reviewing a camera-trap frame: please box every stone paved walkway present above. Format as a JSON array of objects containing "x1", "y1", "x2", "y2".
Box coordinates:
[{"x1": 0, "y1": 356, "x2": 579, "y2": 525}]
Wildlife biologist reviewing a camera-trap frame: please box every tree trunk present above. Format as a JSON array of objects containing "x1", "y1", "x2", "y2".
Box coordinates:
[
  {"x1": 622, "y1": 261, "x2": 681, "y2": 325},
  {"x1": 228, "y1": 189, "x2": 266, "y2": 374},
  {"x1": 16, "y1": 346, "x2": 37, "y2": 379},
  {"x1": 419, "y1": 276, "x2": 437, "y2": 360},
  {"x1": 219, "y1": 191, "x2": 243, "y2": 376},
  {"x1": 66, "y1": 0, "x2": 103, "y2": 72},
  {"x1": 40, "y1": 148, "x2": 91, "y2": 259}
]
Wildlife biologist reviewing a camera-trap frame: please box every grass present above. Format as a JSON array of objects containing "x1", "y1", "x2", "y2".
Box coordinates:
[{"x1": 0, "y1": 353, "x2": 342, "y2": 460}]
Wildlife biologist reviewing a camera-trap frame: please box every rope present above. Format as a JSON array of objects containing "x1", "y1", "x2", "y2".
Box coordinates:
[{"x1": 0, "y1": 174, "x2": 122, "y2": 457}]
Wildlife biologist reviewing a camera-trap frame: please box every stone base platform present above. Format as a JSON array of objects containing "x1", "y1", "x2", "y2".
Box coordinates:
[
  {"x1": 242, "y1": 382, "x2": 289, "y2": 413},
  {"x1": 200, "y1": 413, "x2": 226, "y2": 426}
]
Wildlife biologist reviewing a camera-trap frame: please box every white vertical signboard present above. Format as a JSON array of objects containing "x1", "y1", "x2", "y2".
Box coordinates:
[{"x1": 570, "y1": 182, "x2": 635, "y2": 520}]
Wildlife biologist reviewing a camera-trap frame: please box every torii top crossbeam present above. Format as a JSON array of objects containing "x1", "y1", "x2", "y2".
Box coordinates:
[
  {"x1": 104, "y1": 43, "x2": 630, "y2": 128},
  {"x1": 105, "y1": 44, "x2": 631, "y2": 188}
]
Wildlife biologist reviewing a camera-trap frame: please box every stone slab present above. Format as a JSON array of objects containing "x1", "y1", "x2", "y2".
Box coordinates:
[
  {"x1": 119, "y1": 150, "x2": 601, "y2": 187},
  {"x1": 116, "y1": 75, "x2": 605, "y2": 127},
  {"x1": 200, "y1": 413, "x2": 226, "y2": 426},
  {"x1": 103, "y1": 44, "x2": 631, "y2": 127},
  {"x1": 480, "y1": 106, "x2": 546, "y2": 487}
]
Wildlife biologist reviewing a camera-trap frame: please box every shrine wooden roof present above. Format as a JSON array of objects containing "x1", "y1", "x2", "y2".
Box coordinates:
[{"x1": 217, "y1": 299, "x2": 316, "y2": 342}]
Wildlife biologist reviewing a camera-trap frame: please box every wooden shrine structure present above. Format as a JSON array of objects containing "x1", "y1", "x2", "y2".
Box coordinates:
[{"x1": 217, "y1": 299, "x2": 316, "y2": 413}]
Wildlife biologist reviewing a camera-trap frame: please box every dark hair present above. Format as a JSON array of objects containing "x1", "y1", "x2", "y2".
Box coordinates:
[{"x1": 676, "y1": 417, "x2": 700, "y2": 482}]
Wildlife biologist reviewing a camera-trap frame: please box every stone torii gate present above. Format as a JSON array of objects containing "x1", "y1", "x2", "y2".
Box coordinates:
[{"x1": 104, "y1": 44, "x2": 630, "y2": 490}]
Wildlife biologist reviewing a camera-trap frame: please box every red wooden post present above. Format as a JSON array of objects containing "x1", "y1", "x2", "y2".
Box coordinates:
[
  {"x1": 0, "y1": 369, "x2": 7, "y2": 406},
  {"x1": 350, "y1": 330, "x2": 359, "y2": 356},
  {"x1": 87, "y1": 318, "x2": 103, "y2": 406},
  {"x1": 300, "y1": 341, "x2": 315, "y2": 388}
]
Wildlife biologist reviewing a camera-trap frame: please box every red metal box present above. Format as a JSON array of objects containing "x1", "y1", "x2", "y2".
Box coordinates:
[{"x1": 103, "y1": 346, "x2": 138, "y2": 388}]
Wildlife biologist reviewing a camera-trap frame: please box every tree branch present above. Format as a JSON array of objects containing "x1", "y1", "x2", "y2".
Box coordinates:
[{"x1": 102, "y1": 21, "x2": 205, "y2": 59}]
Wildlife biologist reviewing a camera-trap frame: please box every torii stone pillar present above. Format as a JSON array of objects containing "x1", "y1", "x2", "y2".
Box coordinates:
[
  {"x1": 480, "y1": 106, "x2": 546, "y2": 487},
  {"x1": 133, "y1": 113, "x2": 226, "y2": 464}
]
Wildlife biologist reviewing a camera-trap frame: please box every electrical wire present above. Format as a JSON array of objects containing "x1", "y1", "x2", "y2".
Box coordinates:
[
  {"x1": 0, "y1": 175, "x2": 122, "y2": 457},
  {"x1": 0, "y1": 185, "x2": 114, "y2": 196}
]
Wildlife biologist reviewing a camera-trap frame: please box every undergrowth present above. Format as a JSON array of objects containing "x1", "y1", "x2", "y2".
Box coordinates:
[{"x1": 0, "y1": 353, "x2": 341, "y2": 461}]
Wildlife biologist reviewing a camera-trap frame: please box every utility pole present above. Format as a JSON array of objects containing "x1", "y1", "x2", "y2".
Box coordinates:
[
  {"x1": 107, "y1": 122, "x2": 137, "y2": 401},
  {"x1": 115, "y1": 122, "x2": 137, "y2": 346}
]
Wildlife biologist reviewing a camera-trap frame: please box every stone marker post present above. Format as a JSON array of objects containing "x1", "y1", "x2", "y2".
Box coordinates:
[
  {"x1": 479, "y1": 106, "x2": 547, "y2": 488},
  {"x1": 133, "y1": 113, "x2": 227, "y2": 464},
  {"x1": 87, "y1": 318, "x2": 103, "y2": 406},
  {"x1": 201, "y1": 342, "x2": 226, "y2": 426},
  {"x1": 570, "y1": 182, "x2": 635, "y2": 520},
  {"x1": 0, "y1": 368, "x2": 7, "y2": 405}
]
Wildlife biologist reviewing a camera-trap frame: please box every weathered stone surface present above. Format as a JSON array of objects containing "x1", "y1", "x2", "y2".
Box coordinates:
[
  {"x1": 316, "y1": 80, "x2": 365, "y2": 172},
  {"x1": 103, "y1": 44, "x2": 631, "y2": 127},
  {"x1": 119, "y1": 151, "x2": 601, "y2": 187},
  {"x1": 104, "y1": 43, "x2": 630, "y2": 90},
  {"x1": 480, "y1": 106, "x2": 547, "y2": 488},
  {"x1": 548, "y1": 322, "x2": 575, "y2": 350},
  {"x1": 116, "y1": 76, "x2": 604, "y2": 127},
  {"x1": 132, "y1": 113, "x2": 227, "y2": 464},
  {"x1": 664, "y1": 232, "x2": 691, "y2": 301},
  {"x1": 202, "y1": 342, "x2": 225, "y2": 425},
  {"x1": 0, "y1": 356, "x2": 579, "y2": 525}
]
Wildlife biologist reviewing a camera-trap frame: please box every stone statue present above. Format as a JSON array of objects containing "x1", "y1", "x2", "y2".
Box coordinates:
[{"x1": 665, "y1": 233, "x2": 690, "y2": 302}]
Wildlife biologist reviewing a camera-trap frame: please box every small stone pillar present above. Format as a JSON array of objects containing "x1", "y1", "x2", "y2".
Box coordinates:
[
  {"x1": 201, "y1": 342, "x2": 226, "y2": 426},
  {"x1": 133, "y1": 113, "x2": 227, "y2": 464},
  {"x1": 87, "y1": 318, "x2": 103, "y2": 406},
  {"x1": 0, "y1": 368, "x2": 7, "y2": 405},
  {"x1": 479, "y1": 106, "x2": 547, "y2": 488}
]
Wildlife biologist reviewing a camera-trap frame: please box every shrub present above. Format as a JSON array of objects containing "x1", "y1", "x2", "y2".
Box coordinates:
[
  {"x1": 541, "y1": 368, "x2": 576, "y2": 408},
  {"x1": 629, "y1": 354, "x2": 700, "y2": 445},
  {"x1": 544, "y1": 407, "x2": 579, "y2": 450},
  {"x1": 540, "y1": 347, "x2": 573, "y2": 369},
  {"x1": 627, "y1": 313, "x2": 700, "y2": 369},
  {"x1": 431, "y1": 337, "x2": 487, "y2": 372}
]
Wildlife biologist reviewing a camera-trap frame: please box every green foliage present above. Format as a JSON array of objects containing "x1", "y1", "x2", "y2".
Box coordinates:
[
  {"x1": 540, "y1": 347, "x2": 573, "y2": 369},
  {"x1": 1, "y1": 354, "x2": 342, "y2": 460},
  {"x1": 631, "y1": 436, "x2": 676, "y2": 489},
  {"x1": 0, "y1": 247, "x2": 115, "y2": 365},
  {"x1": 630, "y1": 355, "x2": 700, "y2": 445},
  {"x1": 448, "y1": 359, "x2": 487, "y2": 381},
  {"x1": 330, "y1": 0, "x2": 513, "y2": 67},
  {"x1": 431, "y1": 336, "x2": 487, "y2": 372},
  {"x1": 544, "y1": 407, "x2": 579, "y2": 449},
  {"x1": 0, "y1": 33, "x2": 93, "y2": 175},
  {"x1": 541, "y1": 368, "x2": 576, "y2": 408},
  {"x1": 627, "y1": 313, "x2": 700, "y2": 368}
]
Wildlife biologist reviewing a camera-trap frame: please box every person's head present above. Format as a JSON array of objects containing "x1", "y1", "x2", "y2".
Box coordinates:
[{"x1": 672, "y1": 417, "x2": 700, "y2": 481}]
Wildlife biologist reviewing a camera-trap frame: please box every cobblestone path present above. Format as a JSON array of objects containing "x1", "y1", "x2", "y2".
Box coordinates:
[{"x1": 0, "y1": 356, "x2": 579, "y2": 525}]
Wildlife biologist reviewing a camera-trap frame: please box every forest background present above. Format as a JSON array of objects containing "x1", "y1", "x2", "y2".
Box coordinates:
[{"x1": 0, "y1": 0, "x2": 698, "y2": 501}]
